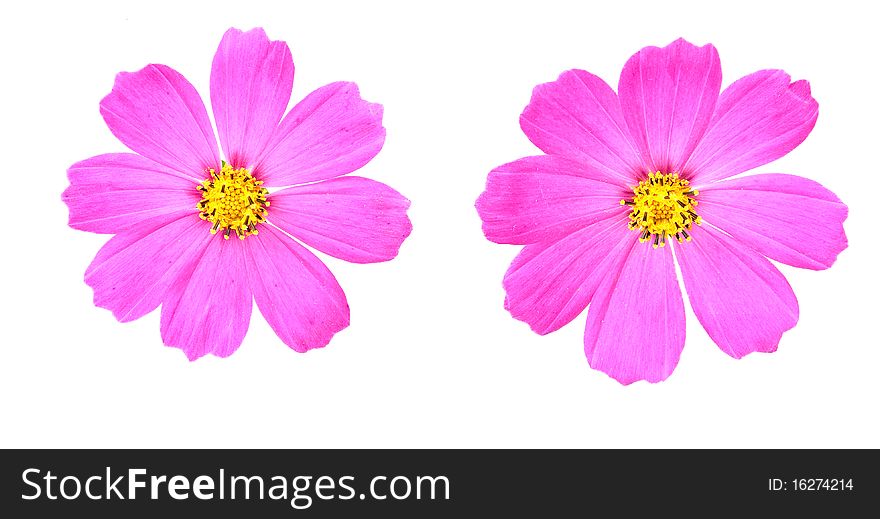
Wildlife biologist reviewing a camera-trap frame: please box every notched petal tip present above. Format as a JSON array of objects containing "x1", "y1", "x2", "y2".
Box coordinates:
[
  {"x1": 474, "y1": 189, "x2": 495, "y2": 240},
  {"x1": 518, "y1": 68, "x2": 588, "y2": 127},
  {"x1": 673, "y1": 37, "x2": 717, "y2": 52},
  {"x1": 224, "y1": 26, "x2": 266, "y2": 38},
  {"x1": 167, "y1": 340, "x2": 231, "y2": 362},
  {"x1": 634, "y1": 37, "x2": 718, "y2": 56},
  {"x1": 366, "y1": 100, "x2": 385, "y2": 119},
  {"x1": 519, "y1": 68, "x2": 567, "y2": 121},
  {"x1": 209, "y1": 344, "x2": 240, "y2": 359},
  {"x1": 361, "y1": 204, "x2": 413, "y2": 264},
  {"x1": 181, "y1": 345, "x2": 209, "y2": 362},
  {"x1": 772, "y1": 74, "x2": 817, "y2": 113},
  {"x1": 343, "y1": 82, "x2": 386, "y2": 127},
  {"x1": 102, "y1": 63, "x2": 165, "y2": 100},
  {"x1": 60, "y1": 182, "x2": 74, "y2": 204},
  {"x1": 355, "y1": 85, "x2": 386, "y2": 145},
  {"x1": 165, "y1": 340, "x2": 237, "y2": 362},
  {"x1": 726, "y1": 340, "x2": 781, "y2": 360},
  {"x1": 285, "y1": 305, "x2": 351, "y2": 354},
  {"x1": 588, "y1": 361, "x2": 675, "y2": 386},
  {"x1": 789, "y1": 79, "x2": 812, "y2": 99},
  {"x1": 220, "y1": 26, "x2": 291, "y2": 53}
]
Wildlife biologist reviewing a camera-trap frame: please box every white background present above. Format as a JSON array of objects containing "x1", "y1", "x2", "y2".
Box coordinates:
[{"x1": 1, "y1": 0, "x2": 877, "y2": 448}]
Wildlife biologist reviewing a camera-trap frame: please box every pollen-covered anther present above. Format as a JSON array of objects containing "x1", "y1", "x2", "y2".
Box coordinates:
[
  {"x1": 620, "y1": 172, "x2": 701, "y2": 249},
  {"x1": 196, "y1": 163, "x2": 269, "y2": 240}
]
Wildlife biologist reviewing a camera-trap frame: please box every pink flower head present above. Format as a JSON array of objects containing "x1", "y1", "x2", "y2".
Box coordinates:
[
  {"x1": 63, "y1": 27, "x2": 412, "y2": 360},
  {"x1": 476, "y1": 38, "x2": 848, "y2": 384}
]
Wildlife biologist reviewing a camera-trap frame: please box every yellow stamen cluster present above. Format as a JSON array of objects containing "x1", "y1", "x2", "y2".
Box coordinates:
[
  {"x1": 620, "y1": 172, "x2": 701, "y2": 249},
  {"x1": 197, "y1": 163, "x2": 269, "y2": 240}
]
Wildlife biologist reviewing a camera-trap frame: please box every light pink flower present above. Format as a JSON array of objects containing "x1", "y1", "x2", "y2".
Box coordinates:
[
  {"x1": 476, "y1": 38, "x2": 848, "y2": 384},
  {"x1": 63, "y1": 27, "x2": 412, "y2": 360}
]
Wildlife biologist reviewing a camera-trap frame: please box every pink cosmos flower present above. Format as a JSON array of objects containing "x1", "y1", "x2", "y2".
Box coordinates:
[
  {"x1": 63, "y1": 27, "x2": 412, "y2": 360},
  {"x1": 476, "y1": 38, "x2": 848, "y2": 384}
]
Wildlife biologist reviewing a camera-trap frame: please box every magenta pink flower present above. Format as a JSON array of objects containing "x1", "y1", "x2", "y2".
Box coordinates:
[
  {"x1": 476, "y1": 38, "x2": 848, "y2": 384},
  {"x1": 63, "y1": 27, "x2": 412, "y2": 360}
]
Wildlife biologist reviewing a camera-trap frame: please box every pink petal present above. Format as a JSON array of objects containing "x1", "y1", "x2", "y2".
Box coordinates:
[
  {"x1": 85, "y1": 213, "x2": 213, "y2": 323},
  {"x1": 210, "y1": 27, "x2": 294, "y2": 168},
  {"x1": 584, "y1": 242, "x2": 686, "y2": 384},
  {"x1": 698, "y1": 174, "x2": 848, "y2": 270},
  {"x1": 63, "y1": 153, "x2": 199, "y2": 234},
  {"x1": 684, "y1": 70, "x2": 818, "y2": 184},
  {"x1": 675, "y1": 224, "x2": 799, "y2": 359},
  {"x1": 246, "y1": 225, "x2": 349, "y2": 352},
  {"x1": 160, "y1": 237, "x2": 253, "y2": 360},
  {"x1": 618, "y1": 38, "x2": 722, "y2": 174},
  {"x1": 519, "y1": 69, "x2": 643, "y2": 185},
  {"x1": 254, "y1": 82, "x2": 385, "y2": 187},
  {"x1": 100, "y1": 64, "x2": 220, "y2": 178},
  {"x1": 504, "y1": 215, "x2": 634, "y2": 335},
  {"x1": 475, "y1": 155, "x2": 629, "y2": 245},
  {"x1": 268, "y1": 176, "x2": 412, "y2": 264}
]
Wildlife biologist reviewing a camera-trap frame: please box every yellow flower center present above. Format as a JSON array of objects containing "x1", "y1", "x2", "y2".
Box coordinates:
[
  {"x1": 620, "y1": 172, "x2": 701, "y2": 249},
  {"x1": 197, "y1": 163, "x2": 269, "y2": 240}
]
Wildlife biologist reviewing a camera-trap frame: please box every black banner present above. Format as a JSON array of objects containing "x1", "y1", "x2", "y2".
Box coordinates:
[{"x1": 1, "y1": 449, "x2": 875, "y2": 516}]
